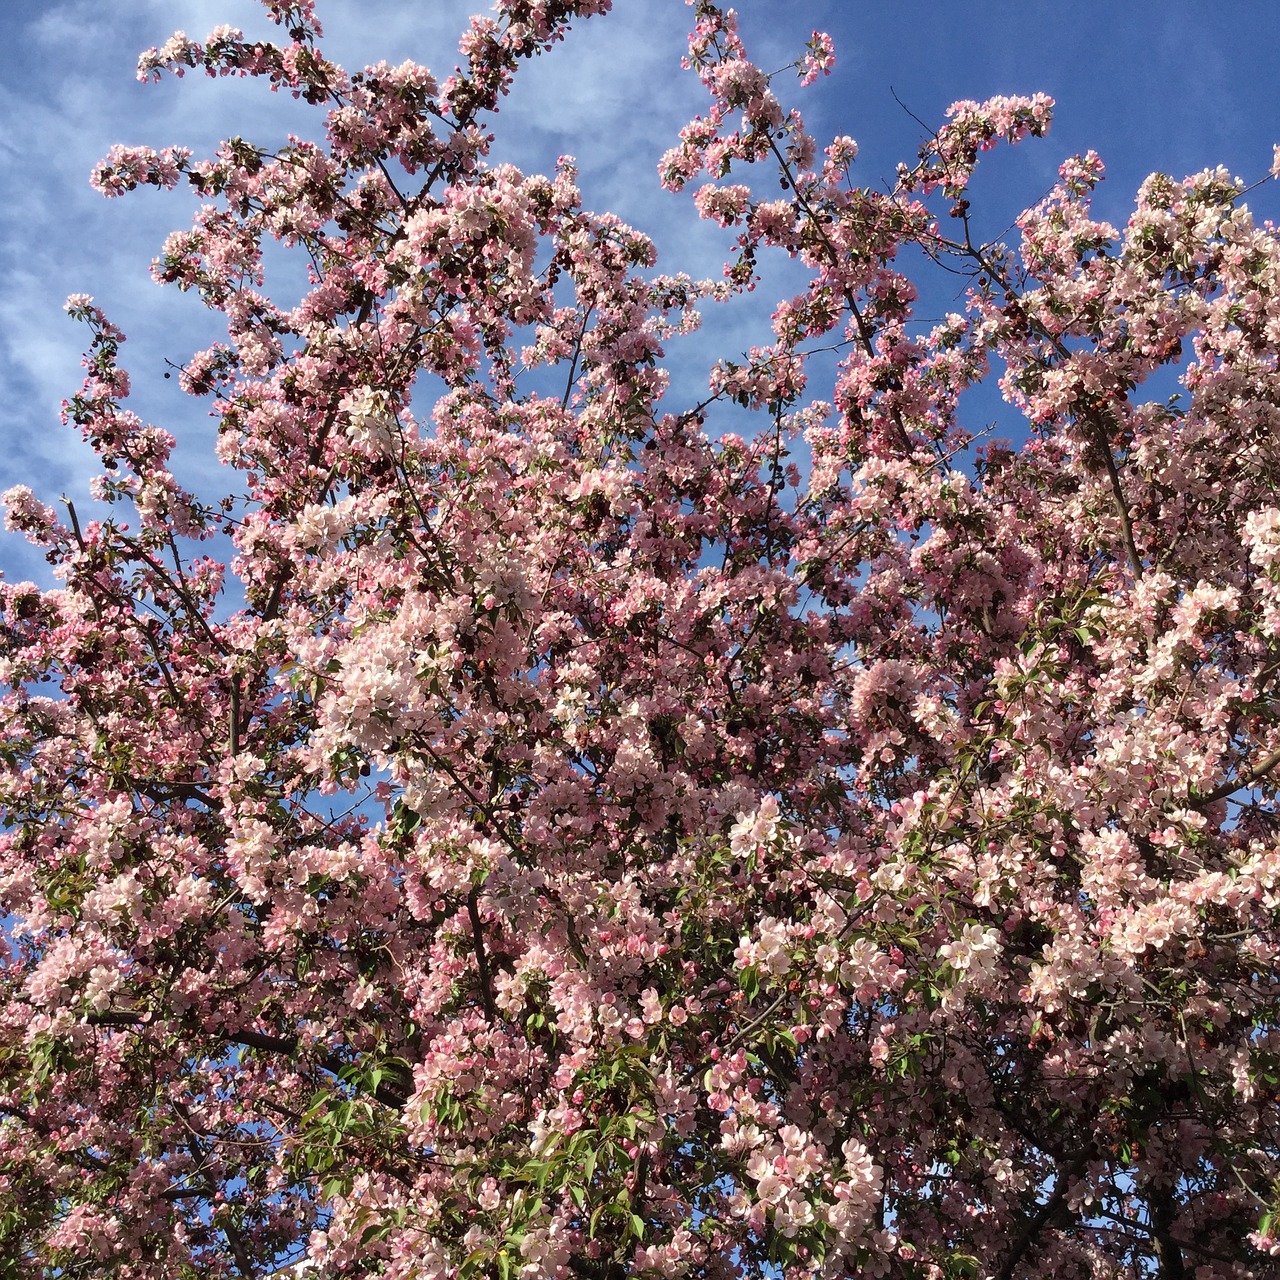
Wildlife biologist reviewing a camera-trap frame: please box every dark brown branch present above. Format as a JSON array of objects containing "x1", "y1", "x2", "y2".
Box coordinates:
[
  {"x1": 85, "y1": 1014, "x2": 409, "y2": 1108},
  {"x1": 119, "y1": 541, "x2": 228, "y2": 653},
  {"x1": 762, "y1": 134, "x2": 917, "y2": 458},
  {"x1": 171, "y1": 1105, "x2": 259, "y2": 1280},
  {"x1": 229, "y1": 675, "x2": 241, "y2": 758},
  {"x1": 467, "y1": 884, "x2": 498, "y2": 1022},
  {"x1": 258, "y1": 294, "x2": 375, "y2": 629},
  {"x1": 127, "y1": 776, "x2": 218, "y2": 808},
  {"x1": 1083, "y1": 409, "x2": 1144, "y2": 581},
  {"x1": 134, "y1": 620, "x2": 200, "y2": 723},
  {"x1": 0, "y1": 1101, "x2": 112, "y2": 1172},
  {"x1": 226, "y1": 1030, "x2": 409, "y2": 1109},
  {"x1": 223, "y1": 1213, "x2": 258, "y2": 1279},
  {"x1": 405, "y1": 739, "x2": 586, "y2": 966},
  {"x1": 62, "y1": 501, "x2": 104, "y2": 624},
  {"x1": 1149, "y1": 1187, "x2": 1187, "y2": 1280},
  {"x1": 994, "y1": 1155, "x2": 1086, "y2": 1280},
  {"x1": 929, "y1": 231, "x2": 1147, "y2": 584},
  {"x1": 1190, "y1": 746, "x2": 1280, "y2": 808}
]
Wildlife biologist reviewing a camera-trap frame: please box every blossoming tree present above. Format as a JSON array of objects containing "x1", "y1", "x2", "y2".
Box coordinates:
[{"x1": 3, "y1": 1, "x2": 1280, "y2": 1276}]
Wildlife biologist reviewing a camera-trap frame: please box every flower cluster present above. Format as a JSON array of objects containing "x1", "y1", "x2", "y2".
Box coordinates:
[{"x1": 2, "y1": 2, "x2": 1280, "y2": 1278}]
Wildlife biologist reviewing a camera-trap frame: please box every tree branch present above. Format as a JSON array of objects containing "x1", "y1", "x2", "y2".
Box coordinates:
[
  {"x1": 1190, "y1": 745, "x2": 1280, "y2": 808},
  {"x1": 86, "y1": 1015, "x2": 409, "y2": 1108},
  {"x1": 994, "y1": 1155, "x2": 1086, "y2": 1280},
  {"x1": 467, "y1": 883, "x2": 498, "y2": 1022},
  {"x1": 1149, "y1": 1187, "x2": 1187, "y2": 1280},
  {"x1": 1083, "y1": 409, "x2": 1143, "y2": 581}
]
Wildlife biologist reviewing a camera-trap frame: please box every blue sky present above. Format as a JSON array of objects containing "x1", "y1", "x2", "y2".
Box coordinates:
[{"x1": 1, "y1": 0, "x2": 1278, "y2": 586}]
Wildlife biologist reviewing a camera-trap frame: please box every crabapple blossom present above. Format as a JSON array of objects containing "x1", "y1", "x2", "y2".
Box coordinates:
[{"x1": 3, "y1": 2, "x2": 1280, "y2": 1278}]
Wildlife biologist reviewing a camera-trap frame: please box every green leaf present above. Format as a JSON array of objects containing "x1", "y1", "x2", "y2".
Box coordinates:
[{"x1": 458, "y1": 1249, "x2": 488, "y2": 1280}]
